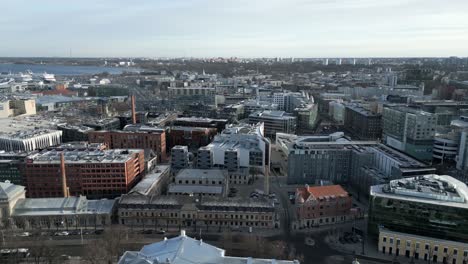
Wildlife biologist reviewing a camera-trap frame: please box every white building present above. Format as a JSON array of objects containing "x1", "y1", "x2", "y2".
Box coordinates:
[
  {"x1": 118, "y1": 230, "x2": 300, "y2": 264},
  {"x1": 0, "y1": 129, "x2": 62, "y2": 152},
  {"x1": 197, "y1": 123, "x2": 270, "y2": 173}
]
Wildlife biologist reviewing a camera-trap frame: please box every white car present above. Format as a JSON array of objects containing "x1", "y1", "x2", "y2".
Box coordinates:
[
  {"x1": 17, "y1": 232, "x2": 31, "y2": 237},
  {"x1": 54, "y1": 231, "x2": 69, "y2": 236}
]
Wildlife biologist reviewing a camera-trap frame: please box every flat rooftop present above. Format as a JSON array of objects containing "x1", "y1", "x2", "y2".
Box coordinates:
[
  {"x1": 175, "y1": 169, "x2": 226, "y2": 180},
  {"x1": 27, "y1": 149, "x2": 142, "y2": 164},
  {"x1": 129, "y1": 166, "x2": 170, "y2": 196},
  {"x1": 371, "y1": 174, "x2": 468, "y2": 209}
]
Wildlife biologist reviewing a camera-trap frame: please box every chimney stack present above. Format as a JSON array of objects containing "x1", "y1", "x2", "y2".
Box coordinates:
[
  {"x1": 131, "y1": 95, "x2": 137, "y2": 125},
  {"x1": 60, "y1": 152, "x2": 69, "y2": 197}
]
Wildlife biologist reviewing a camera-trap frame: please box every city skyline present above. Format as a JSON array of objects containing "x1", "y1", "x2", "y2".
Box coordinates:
[{"x1": 1, "y1": 0, "x2": 468, "y2": 58}]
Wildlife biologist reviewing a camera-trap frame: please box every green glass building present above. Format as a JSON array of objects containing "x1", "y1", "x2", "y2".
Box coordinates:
[{"x1": 369, "y1": 175, "x2": 468, "y2": 243}]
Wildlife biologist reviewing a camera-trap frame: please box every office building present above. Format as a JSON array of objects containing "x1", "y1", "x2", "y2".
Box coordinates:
[
  {"x1": 171, "y1": 145, "x2": 190, "y2": 170},
  {"x1": 273, "y1": 91, "x2": 317, "y2": 132},
  {"x1": 167, "y1": 126, "x2": 217, "y2": 151},
  {"x1": 293, "y1": 185, "x2": 357, "y2": 230},
  {"x1": 369, "y1": 175, "x2": 468, "y2": 244},
  {"x1": 382, "y1": 106, "x2": 437, "y2": 161},
  {"x1": 0, "y1": 152, "x2": 29, "y2": 185},
  {"x1": 23, "y1": 148, "x2": 145, "y2": 198},
  {"x1": 344, "y1": 104, "x2": 382, "y2": 140},
  {"x1": 249, "y1": 110, "x2": 296, "y2": 138},
  {"x1": 88, "y1": 126, "x2": 166, "y2": 162},
  {"x1": 118, "y1": 230, "x2": 299, "y2": 264},
  {"x1": 195, "y1": 123, "x2": 270, "y2": 173},
  {"x1": 57, "y1": 124, "x2": 94, "y2": 142},
  {"x1": 0, "y1": 130, "x2": 62, "y2": 152},
  {"x1": 172, "y1": 117, "x2": 228, "y2": 133},
  {"x1": 277, "y1": 132, "x2": 434, "y2": 186},
  {"x1": 0, "y1": 98, "x2": 36, "y2": 118}
]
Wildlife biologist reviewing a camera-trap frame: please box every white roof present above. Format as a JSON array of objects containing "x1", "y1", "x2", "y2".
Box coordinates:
[{"x1": 118, "y1": 231, "x2": 299, "y2": 264}]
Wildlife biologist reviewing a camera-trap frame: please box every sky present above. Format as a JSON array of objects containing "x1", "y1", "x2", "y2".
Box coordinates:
[{"x1": 1, "y1": 0, "x2": 468, "y2": 58}]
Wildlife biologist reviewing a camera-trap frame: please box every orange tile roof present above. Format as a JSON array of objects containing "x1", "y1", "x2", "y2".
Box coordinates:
[{"x1": 297, "y1": 185, "x2": 348, "y2": 200}]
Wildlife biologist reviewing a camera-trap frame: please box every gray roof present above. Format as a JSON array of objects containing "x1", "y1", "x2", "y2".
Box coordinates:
[
  {"x1": 0, "y1": 181, "x2": 25, "y2": 201},
  {"x1": 175, "y1": 169, "x2": 226, "y2": 180},
  {"x1": 12, "y1": 196, "x2": 115, "y2": 216},
  {"x1": 129, "y1": 166, "x2": 170, "y2": 196},
  {"x1": 168, "y1": 185, "x2": 223, "y2": 195},
  {"x1": 118, "y1": 231, "x2": 299, "y2": 264}
]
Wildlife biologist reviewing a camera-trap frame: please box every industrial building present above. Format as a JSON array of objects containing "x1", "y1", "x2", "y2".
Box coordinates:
[
  {"x1": 168, "y1": 169, "x2": 228, "y2": 197},
  {"x1": 23, "y1": 148, "x2": 145, "y2": 198},
  {"x1": 88, "y1": 125, "x2": 166, "y2": 162}
]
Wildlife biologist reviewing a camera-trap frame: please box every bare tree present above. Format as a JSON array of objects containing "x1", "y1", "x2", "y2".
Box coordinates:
[{"x1": 29, "y1": 238, "x2": 58, "y2": 264}]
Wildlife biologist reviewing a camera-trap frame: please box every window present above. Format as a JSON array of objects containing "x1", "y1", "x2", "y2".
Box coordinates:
[
  {"x1": 434, "y1": 246, "x2": 438, "y2": 252},
  {"x1": 397, "y1": 239, "x2": 401, "y2": 246},
  {"x1": 406, "y1": 241, "x2": 411, "y2": 247},
  {"x1": 425, "y1": 244, "x2": 429, "y2": 250},
  {"x1": 390, "y1": 238, "x2": 394, "y2": 244},
  {"x1": 453, "y1": 249, "x2": 458, "y2": 256},
  {"x1": 444, "y1": 248, "x2": 448, "y2": 254},
  {"x1": 383, "y1": 237, "x2": 387, "y2": 243}
]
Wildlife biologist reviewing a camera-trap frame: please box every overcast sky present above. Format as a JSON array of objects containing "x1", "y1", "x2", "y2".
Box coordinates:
[{"x1": 1, "y1": 0, "x2": 467, "y2": 58}]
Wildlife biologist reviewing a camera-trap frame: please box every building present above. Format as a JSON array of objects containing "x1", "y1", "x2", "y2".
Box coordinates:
[
  {"x1": 118, "y1": 195, "x2": 277, "y2": 231},
  {"x1": 83, "y1": 118, "x2": 121, "y2": 131},
  {"x1": 118, "y1": 230, "x2": 299, "y2": 264},
  {"x1": 57, "y1": 124, "x2": 94, "y2": 142},
  {"x1": 378, "y1": 227, "x2": 468, "y2": 263},
  {"x1": 168, "y1": 169, "x2": 228, "y2": 197},
  {"x1": 273, "y1": 91, "x2": 317, "y2": 132},
  {"x1": 127, "y1": 166, "x2": 171, "y2": 198},
  {"x1": 172, "y1": 117, "x2": 228, "y2": 133},
  {"x1": 293, "y1": 185, "x2": 357, "y2": 230},
  {"x1": 382, "y1": 106, "x2": 437, "y2": 161},
  {"x1": 0, "y1": 130, "x2": 62, "y2": 152},
  {"x1": 249, "y1": 110, "x2": 296, "y2": 138},
  {"x1": 167, "y1": 126, "x2": 217, "y2": 151},
  {"x1": 277, "y1": 132, "x2": 434, "y2": 186},
  {"x1": 344, "y1": 104, "x2": 382, "y2": 140},
  {"x1": 10, "y1": 196, "x2": 115, "y2": 230},
  {"x1": 23, "y1": 148, "x2": 145, "y2": 198},
  {"x1": 171, "y1": 145, "x2": 190, "y2": 170},
  {"x1": 0, "y1": 98, "x2": 36, "y2": 118},
  {"x1": 0, "y1": 152, "x2": 29, "y2": 185},
  {"x1": 0, "y1": 181, "x2": 26, "y2": 226},
  {"x1": 88, "y1": 126, "x2": 166, "y2": 162},
  {"x1": 195, "y1": 123, "x2": 270, "y2": 174},
  {"x1": 369, "y1": 175, "x2": 468, "y2": 245}
]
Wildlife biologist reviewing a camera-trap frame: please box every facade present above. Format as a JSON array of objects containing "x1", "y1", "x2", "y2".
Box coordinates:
[
  {"x1": 0, "y1": 181, "x2": 26, "y2": 226},
  {"x1": 382, "y1": 106, "x2": 437, "y2": 161},
  {"x1": 369, "y1": 175, "x2": 468, "y2": 244},
  {"x1": 10, "y1": 196, "x2": 115, "y2": 230},
  {"x1": 249, "y1": 110, "x2": 296, "y2": 138},
  {"x1": 344, "y1": 104, "x2": 382, "y2": 140},
  {"x1": 88, "y1": 126, "x2": 166, "y2": 162},
  {"x1": 0, "y1": 99, "x2": 36, "y2": 118},
  {"x1": 167, "y1": 126, "x2": 216, "y2": 151},
  {"x1": 195, "y1": 123, "x2": 270, "y2": 173},
  {"x1": 171, "y1": 145, "x2": 190, "y2": 170},
  {"x1": 378, "y1": 228, "x2": 468, "y2": 263},
  {"x1": 23, "y1": 148, "x2": 145, "y2": 198},
  {"x1": 57, "y1": 124, "x2": 94, "y2": 142},
  {"x1": 168, "y1": 169, "x2": 228, "y2": 197},
  {"x1": 273, "y1": 91, "x2": 317, "y2": 132},
  {"x1": 0, "y1": 152, "x2": 29, "y2": 185},
  {"x1": 293, "y1": 185, "x2": 357, "y2": 230},
  {"x1": 277, "y1": 132, "x2": 434, "y2": 186},
  {"x1": 118, "y1": 195, "x2": 277, "y2": 231},
  {"x1": 118, "y1": 230, "x2": 299, "y2": 264},
  {"x1": 0, "y1": 130, "x2": 62, "y2": 152},
  {"x1": 172, "y1": 117, "x2": 228, "y2": 133}
]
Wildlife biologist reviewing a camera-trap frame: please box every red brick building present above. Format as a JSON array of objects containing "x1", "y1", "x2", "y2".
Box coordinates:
[
  {"x1": 293, "y1": 185, "x2": 356, "y2": 229},
  {"x1": 23, "y1": 149, "x2": 145, "y2": 199},
  {"x1": 88, "y1": 129, "x2": 166, "y2": 162},
  {"x1": 167, "y1": 126, "x2": 217, "y2": 151}
]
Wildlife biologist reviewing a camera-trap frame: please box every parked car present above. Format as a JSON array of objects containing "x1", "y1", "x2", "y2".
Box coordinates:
[
  {"x1": 156, "y1": 230, "x2": 166, "y2": 235},
  {"x1": 17, "y1": 232, "x2": 31, "y2": 237},
  {"x1": 54, "y1": 231, "x2": 69, "y2": 236}
]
